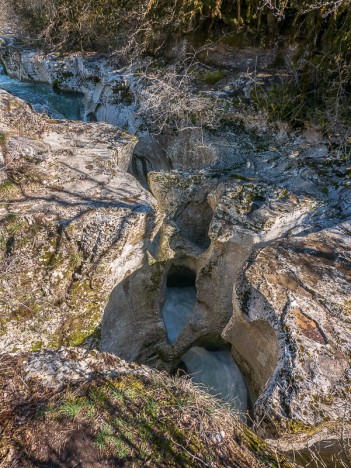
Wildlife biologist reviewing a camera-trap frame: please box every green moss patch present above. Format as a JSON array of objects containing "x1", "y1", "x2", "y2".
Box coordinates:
[
  {"x1": 198, "y1": 70, "x2": 227, "y2": 85},
  {"x1": 0, "y1": 180, "x2": 21, "y2": 201}
]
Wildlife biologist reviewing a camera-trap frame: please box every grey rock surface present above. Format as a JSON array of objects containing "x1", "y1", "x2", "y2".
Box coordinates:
[
  {"x1": 0, "y1": 43, "x2": 350, "y2": 455},
  {"x1": 0, "y1": 89, "x2": 159, "y2": 352}
]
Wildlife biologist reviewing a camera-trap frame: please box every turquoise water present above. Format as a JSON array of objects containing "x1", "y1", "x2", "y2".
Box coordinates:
[{"x1": 0, "y1": 64, "x2": 84, "y2": 120}]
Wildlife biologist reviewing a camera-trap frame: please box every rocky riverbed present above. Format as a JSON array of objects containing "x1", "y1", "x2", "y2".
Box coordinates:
[{"x1": 0, "y1": 38, "x2": 350, "y2": 465}]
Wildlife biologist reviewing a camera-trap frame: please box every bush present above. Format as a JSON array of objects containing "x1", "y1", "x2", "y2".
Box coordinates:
[
  {"x1": 7, "y1": 0, "x2": 231, "y2": 52},
  {"x1": 6, "y1": 0, "x2": 351, "y2": 135}
]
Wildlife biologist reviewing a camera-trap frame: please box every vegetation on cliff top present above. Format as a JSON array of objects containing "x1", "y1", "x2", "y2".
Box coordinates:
[
  {"x1": 6, "y1": 0, "x2": 351, "y2": 137},
  {"x1": 0, "y1": 350, "x2": 292, "y2": 467},
  {"x1": 6, "y1": 0, "x2": 351, "y2": 52}
]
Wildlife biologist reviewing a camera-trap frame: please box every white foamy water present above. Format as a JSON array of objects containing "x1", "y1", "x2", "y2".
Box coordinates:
[
  {"x1": 161, "y1": 286, "x2": 196, "y2": 343},
  {"x1": 182, "y1": 346, "x2": 248, "y2": 414},
  {"x1": 162, "y1": 286, "x2": 248, "y2": 414}
]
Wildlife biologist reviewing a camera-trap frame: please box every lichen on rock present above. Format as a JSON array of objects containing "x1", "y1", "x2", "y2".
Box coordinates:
[{"x1": 0, "y1": 90, "x2": 159, "y2": 353}]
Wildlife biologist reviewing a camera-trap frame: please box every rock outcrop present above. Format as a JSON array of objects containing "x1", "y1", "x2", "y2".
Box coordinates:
[
  {"x1": 100, "y1": 168, "x2": 351, "y2": 463},
  {"x1": 0, "y1": 89, "x2": 159, "y2": 352},
  {"x1": 0, "y1": 43, "x2": 350, "y2": 465},
  {"x1": 0, "y1": 44, "x2": 285, "y2": 179},
  {"x1": 101, "y1": 167, "x2": 351, "y2": 430}
]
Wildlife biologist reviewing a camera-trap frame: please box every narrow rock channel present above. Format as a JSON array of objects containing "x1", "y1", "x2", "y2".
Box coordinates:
[
  {"x1": 1, "y1": 43, "x2": 350, "y2": 466},
  {"x1": 0, "y1": 62, "x2": 251, "y2": 415},
  {"x1": 0, "y1": 64, "x2": 84, "y2": 120},
  {"x1": 161, "y1": 264, "x2": 249, "y2": 415},
  {"x1": 161, "y1": 265, "x2": 197, "y2": 344}
]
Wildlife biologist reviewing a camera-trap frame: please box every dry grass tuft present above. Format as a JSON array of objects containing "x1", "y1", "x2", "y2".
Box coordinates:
[{"x1": 0, "y1": 350, "x2": 292, "y2": 467}]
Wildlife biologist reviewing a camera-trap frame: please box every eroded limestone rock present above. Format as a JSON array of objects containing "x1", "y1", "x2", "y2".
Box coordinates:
[
  {"x1": 0, "y1": 90, "x2": 159, "y2": 352},
  {"x1": 1, "y1": 43, "x2": 350, "y2": 462},
  {"x1": 245, "y1": 224, "x2": 351, "y2": 428},
  {"x1": 25, "y1": 347, "x2": 152, "y2": 389}
]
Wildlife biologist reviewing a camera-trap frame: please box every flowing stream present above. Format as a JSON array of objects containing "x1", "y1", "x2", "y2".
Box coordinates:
[
  {"x1": 161, "y1": 286, "x2": 197, "y2": 343},
  {"x1": 161, "y1": 271, "x2": 248, "y2": 415},
  {"x1": 0, "y1": 64, "x2": 84, "y2": 120},
  {"x1": 182, "y1": 347, "x2": 248, "y2": 414}
]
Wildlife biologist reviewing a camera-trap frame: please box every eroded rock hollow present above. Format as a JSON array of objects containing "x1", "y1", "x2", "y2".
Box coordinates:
[{"x1": 0, "y1": 43, "x2": 350, "y2": 462}]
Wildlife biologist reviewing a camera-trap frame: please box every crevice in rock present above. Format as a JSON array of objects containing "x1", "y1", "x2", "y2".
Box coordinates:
[
  {"x1": 160, "y1": 261, "x2": 253, "y2": 417},
  {"x1": 161, "y1": 264, "x2": 197, "y2": 344},
  {"x1": 166, "y1": 264, "x2": 196, "y2": 288},
  {"x1": 86, "y1": 111, "x2": 97, "y2": 122},
  {"x1": 0, "y1": 52, "x2": 278, "y2": 424},
  {"x1": 173, "y1": 199, "x2": 213, "y2": 251},
  {"x1": 129, "y1": 153, "x2": 153, "y2": 189}
]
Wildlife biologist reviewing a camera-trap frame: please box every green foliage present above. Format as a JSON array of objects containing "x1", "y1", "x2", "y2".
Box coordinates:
[
  {"x1": 8, "y1": 0, "x2": 227, "y2": 52},
  {"x1": 95, "y1": 424, "x2": 131, "y2": 458},
  {"x1": 198, "y1": 69, "x2": 227, "y2": 84},
  {"x1": 0, "y1": 132, "x2": 7, "y2": 145},
  {"x1": 57, "y1": 401, "x2": 86, "y2": 419},
  {"x1": 248, "y1": 2, "x2": 351, "y2": 134}
]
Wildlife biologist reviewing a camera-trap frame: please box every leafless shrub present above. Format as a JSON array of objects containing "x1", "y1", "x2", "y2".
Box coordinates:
[
  {"x1": 135, "y1": 50, "x2": 223, "y2": 135},
  {"x1": 5, "y1": 0, "x2": 226, "y2": 53},
  {"x1": 261, "y1": 0, "x2": 351, "y2": 18}
]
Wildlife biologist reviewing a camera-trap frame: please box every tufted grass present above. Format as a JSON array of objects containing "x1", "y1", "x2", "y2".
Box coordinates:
[{"x1": 0, "y1": 352, "x2": 293, "y2": 467}]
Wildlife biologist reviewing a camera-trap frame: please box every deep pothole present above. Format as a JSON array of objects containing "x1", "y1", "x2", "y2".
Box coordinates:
[
  {"x1": 173, "y1": 200, "x2": 213, "y2": 251},
  {"x1": 160, "y1": 263, "x2": 249, "y2": 415},
  {"x1": 101, "y1": 252, "x2": 279, "y2": 420},
  {"x1": 161, "y1": 265, "x2": 196, "y2": 343}
]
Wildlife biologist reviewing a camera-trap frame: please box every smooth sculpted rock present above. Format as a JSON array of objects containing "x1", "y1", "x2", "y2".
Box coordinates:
[
  {"x1": 0, "y1": 90, "x2": 159, "y2": 352},
  {"x1": 182, "y1": 347, "x2": 248, "y2": 415},
  {"x1": 103, "y1": 166, "x2": 350, "y2": 455},
  {"x1": 1, "y1": 45, "x2": 351, "y2": 464},
  {"x1": 0, "y1": 47, "x2": 276, "y2": 176},
  {"x1": 244, "y1": 223, "x2": 351, "y2": 428}
]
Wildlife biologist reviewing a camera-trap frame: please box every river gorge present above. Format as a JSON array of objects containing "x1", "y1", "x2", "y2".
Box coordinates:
[
  {"x1": 0, "y1": 51, "x2": 252, "y2": 417},
  {"x1": 0, "y1": 36, "x2": 350, "y2": 466}
]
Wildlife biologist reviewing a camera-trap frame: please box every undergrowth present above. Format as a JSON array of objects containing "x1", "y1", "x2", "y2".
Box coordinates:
[
  {"x1": 0, "y1": 352, "x2": 292, "y2": 467},
  {"x1": 5, "y1": 0, "x2": 351, "y2": 136}
]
